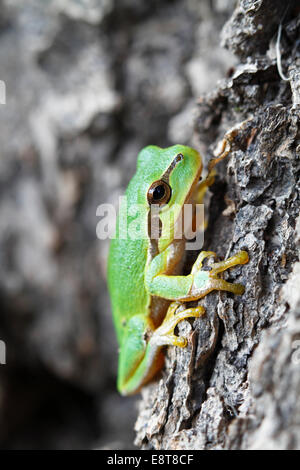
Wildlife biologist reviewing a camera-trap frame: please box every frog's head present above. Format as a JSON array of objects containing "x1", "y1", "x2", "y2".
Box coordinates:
[{"x1": 135, "y1": 145, "x2": 202, "y2": 252}]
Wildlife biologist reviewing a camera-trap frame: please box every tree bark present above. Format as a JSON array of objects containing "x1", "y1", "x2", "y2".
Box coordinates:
[
  {"x1": 0, "y1": 0, "x2": 299, "y2": 450},
  {"x1": 135, "y1": 0, "x2": 300, "y2": 450}
]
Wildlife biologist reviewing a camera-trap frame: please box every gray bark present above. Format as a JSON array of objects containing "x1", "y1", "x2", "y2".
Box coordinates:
[{"x1": 135, "y1": 0, "x2": 300, "y2": 450}]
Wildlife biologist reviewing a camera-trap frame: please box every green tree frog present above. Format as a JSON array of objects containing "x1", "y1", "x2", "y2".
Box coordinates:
[{"x1": 108, "y1": 142, "x2": 248, "y2": 396}]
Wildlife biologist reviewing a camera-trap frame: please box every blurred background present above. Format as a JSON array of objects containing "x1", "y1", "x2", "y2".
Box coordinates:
[{"x1": 0, "y1": 0, "x2": 237, "y2": 449}]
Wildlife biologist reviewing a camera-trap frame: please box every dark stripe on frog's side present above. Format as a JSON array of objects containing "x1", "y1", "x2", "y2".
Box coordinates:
[
  {"x1": 146, "y1": 153, "x2": 185, "y2": 326},
  {"x1": 160, "y1": 153, "x2": 184, "y2": 185},
  {"x1": 147, "y1": 152, "x2": 184, "y2": 257}
]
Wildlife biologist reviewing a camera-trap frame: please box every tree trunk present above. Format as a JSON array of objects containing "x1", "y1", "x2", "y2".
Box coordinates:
[
  {"x1": 135, "y1": 0, "x2": 300, "y2": 450},
  {"x1": 0, "y1": 0, "x2": 299, "y2": 450}
]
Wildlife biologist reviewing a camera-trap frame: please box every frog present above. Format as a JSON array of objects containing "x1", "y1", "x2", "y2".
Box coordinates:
[{"x1": 107, "y1": 134, "x2": 248, "y2": 396}]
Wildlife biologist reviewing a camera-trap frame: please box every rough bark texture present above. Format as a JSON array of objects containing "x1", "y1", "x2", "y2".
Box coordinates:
[
  {"x1": 0, "y1": 0, "x2": 299, "y2": 450},
  {"x1": 135, "y1": 0, "x2": 300, "y2": 450}
]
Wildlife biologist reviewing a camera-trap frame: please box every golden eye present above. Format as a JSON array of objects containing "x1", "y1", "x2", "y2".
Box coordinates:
[{"x1": 147, "y1": 180, "x2": 172, "y2": 205}]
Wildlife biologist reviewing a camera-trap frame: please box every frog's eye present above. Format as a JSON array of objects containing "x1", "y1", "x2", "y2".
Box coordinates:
[{"x1": 147, "y1": 180, "x2": 172, "y2": 206}]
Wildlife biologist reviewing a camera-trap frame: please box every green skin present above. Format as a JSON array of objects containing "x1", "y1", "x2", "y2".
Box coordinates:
[{"x1": 107, "y1": 145, "x2": 248, "y2": 395}]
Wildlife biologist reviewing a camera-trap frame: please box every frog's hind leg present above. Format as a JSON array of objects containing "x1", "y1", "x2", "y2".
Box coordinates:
[
  {"x1": 118, "y1": 304, "x2": 205, "y2": 395},
  {"x1": 151, "y1": 301, "x2": 205, "y2": 348}
]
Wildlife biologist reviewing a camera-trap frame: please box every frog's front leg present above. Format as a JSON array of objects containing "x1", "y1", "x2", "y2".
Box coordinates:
[
  {"x1": 118, "y1": 304, "x2": 205, "y2": 395},
  {"x1": 189, "y1": 250, "x2": 249, "y2": 299},
  {"x1": 146, "y1": 247, "x2": 248, "y2": 302}
]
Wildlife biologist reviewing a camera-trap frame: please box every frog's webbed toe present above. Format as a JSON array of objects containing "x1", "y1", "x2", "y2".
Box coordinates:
[
  {"x1": 208, "y1": 278, "x2": 245, "y2": 295},
  {"x1": 207, "y1": 250, "x2": 248, "y2": 296},
  {"x1": 189, "y1": 250, "x2": 248, "y2": 299},
  {"x1": 209, "y1": 251, "x2": 249, "y2": 276}
]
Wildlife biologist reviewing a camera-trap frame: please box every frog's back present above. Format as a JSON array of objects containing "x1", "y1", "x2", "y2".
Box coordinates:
[
  {"x1": 107, "y1": 145, "x2": 194, "y2": 345},
  {"x1": 107, "y1": 177, "x2": 150, "y2": 345}
]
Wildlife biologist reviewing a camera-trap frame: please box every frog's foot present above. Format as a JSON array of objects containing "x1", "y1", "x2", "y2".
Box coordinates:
[
  {"x1": 208, "y1": 250, "x2": 248, "y2": 294},
  {"x1": 150, "y1": 301, "x2": 205, "y2": 348},
  {"x1": 191, "y1": 251, "x2": 217, "y2": 275},
  {"x1": 190, "y1": 250, "x2": 249, "y2": 298},
  {"x1": 210, "y1": 250, "x2": 249, "y2": 273}
]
